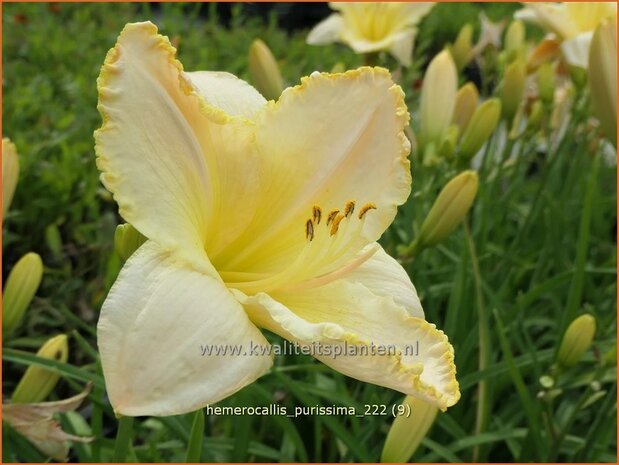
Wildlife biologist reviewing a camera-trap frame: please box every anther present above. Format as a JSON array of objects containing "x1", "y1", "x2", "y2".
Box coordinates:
[
  {"x1": 358, "y1": 202, "x2": 377, "y2": 219},
  {"x1": 326, "y1": 209, "x2": 340, "y2": 226},
  {"x1": 344, "y1": 201, "x2": 356, "y2": 218},
  {"x1": 312, "y1": 205, "x2": 322, "y2": 225},
  {"x1": 305, "y1": 219, "x2": 315, "y2": 241},
  {"x1": 330, "y1": 214, "x2": 345, "y2": 236}
]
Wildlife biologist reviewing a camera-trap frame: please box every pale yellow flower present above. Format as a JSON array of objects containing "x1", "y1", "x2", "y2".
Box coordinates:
[
  {"x1": 307, "y1": 3, "x2": 435, "y2": 66},
  {"x1": 95, "y1": 22, "x2": 459, "y2": 417},
  {"x1": 516, "y1": 2, "x2": 617, "y2": 68}
]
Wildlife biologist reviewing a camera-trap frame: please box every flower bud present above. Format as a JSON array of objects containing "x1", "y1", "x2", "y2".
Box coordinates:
[
  {"x1": 114, "y1": 223, "x2": 147, "y2": 262},
  {"x1": 248, "y1": 39, "x2": 284, "y2": 101},
  {"x1": 603, "y1": 343, "x2": 616, "y2": 366},
  {"x1": 500, "y1": 59, "x2": 526, "y2": 122},
  {"x1": 505, "y1": 20, "x2": 525, "y2": 62},
  {"x1": 3, "y1": 252, "x2": 44, "y2": 334},
  {"x1": 459, "y1": 98, "x2": 501, "y2": 160},
  {"x1": 527, "y1": 100, "x2": 544, "y2": 130},
  {"x1": 557, "y1": 314, "x2": 596, "y2": 368},
  {"x1": 45, "y1": 224, "x2": 63, "y2": 260},
  {"x1": 2, "y1": 137, "x2": 20, "y2": 220},
  {"x1": 419, "y1": 51, "x2": 458, "y2": 153},
  {"x1": 12, "y1": 334, "x2": 69, "y2": 403},
  {"x1": 505, "y1": 20, "x2": 525, "y2": 51},
  {"x1": 588, "y1": 19, "x2": 617, "y2": 147},
  {"x1": 439, "y1": 125, "x2": 459, "y2": 161},
  {"x1": 452, "y1": 83, "x2": 479, "y2": 135},
  {"x1": 537, "y1": 62, "x2": 555, "y2": 105},
  {"x1": 381, "y1": 396, "x2": 438, "y2": 462},
  {"x1": 330, "y1": 62, "x2": 345, "y2": 74},
  {"x1": 450, "y1": 23, "x2": 473, "y2": 71},
  {"x1": 416, "y1": 170, "x2": 479, "y2": 249}
]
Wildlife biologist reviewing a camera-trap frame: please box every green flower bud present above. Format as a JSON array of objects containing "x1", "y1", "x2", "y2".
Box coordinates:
[
  {"x1": 114, "y1": 223, "x2": 147, "y2": 262},
  {"x1": 2, "y1": 252, "x2": 44, "y2": 334},
  {"x1": 603, "y1": 343, "x2": 616, "y2": 366},
  {"x1": 537, "y1": 62, "x2": 555, "y2": 105},
  {"x1": 527, "y1": 100, "x2": 544, "y2": 130},
  {"x1": 500, "y1": 59, "x2": 526, "y2": 122},
  {"x1": 452, "y1": 82, "x2": 479, "y2": 135},
  {"x1": 439, "y1": 125, "x2": 460, "y2": 161},
  {"x1": 419, "y1": 50, "x2": 458, "y2": 153},
  {"x1": 557, "y1": 314, "x2": 596, "y2": 368},
  {"x1": 505, "y1": 20, "x2": 525, "y2": 62},
  {"x1": 588, "y1": 19, "x2": 617, "y2": 147},
  {"x1": 381, "y1": 396, "x2": 438, "y2": 463},
  {"x1": 450, "y1": 23, "x2": 473, "y2": 71},
  {"x1": 2, "y1": 138, "x2": 20, "y2": 220},
  {"x1": 12, "y1": 334, "x2": 69, "y2": 403},
  {"x1": 45, "y1": 224, "x2": 63, "y2": 260},
  {"x1": 248, "y1": 39, "x2": 284, "y2": 101},
  {"x1": 416, "y1": 170, "x2": 479, "y2": 249},
  {"x1": 330, "y1": 62, "x2": 345, "y2": 74},
  {"x1": 459, "y1": 98, "x2": 501, "y2": 160}
]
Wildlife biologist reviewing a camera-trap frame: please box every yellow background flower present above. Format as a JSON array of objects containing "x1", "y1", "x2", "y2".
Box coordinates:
[
  {"x1": 307, "y1": 2, "x2": 435, "y2": 66},
  {"x1": 516, "y1": 2, "x2": 617, "y2": 68}
]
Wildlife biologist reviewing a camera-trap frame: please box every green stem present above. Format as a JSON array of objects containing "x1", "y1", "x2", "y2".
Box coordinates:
[
  {"x1": 464, "y1": 221, "x2": 491, "y2": 462},
  {"x1": 113, "y1": 416, "x2": 134, "y2": 463},
  {"x1": 493, "y1": 309, "x2": 545, "y2": 460},
  {"x1": 91, "y1": 381, "x2": 103, "y2": 462},
  {"x1": 556, "y1": 153, "x2": 599, "y2": 348},
  {"x1": 399, "y1": 238, "x2": 422, "y2": 261},
  {"x1": 185, "y1": 409, "x2": 205, "y2": 462}
]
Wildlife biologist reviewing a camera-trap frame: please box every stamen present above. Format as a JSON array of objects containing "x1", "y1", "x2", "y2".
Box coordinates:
[
  {"x1": 312, "y1": 205, "x2": 322, "y2": 224},
  {"x1": 326, "y1": 209, "x2": 340, "y2": 226},
  {"x1": 358, "y1": 202, "x2": 377, "y2": 219},
  {"x1": 329, "y1": 214, "x2": 345, "y2": 236},
  {"x1": 344, "y1": 200, "x2": 356, "y2": 217},
  {"x1": 305, "y1": 219, "x2": 315, "y2": 241},
  {"x1": 284, "y1": 244, "x2": 380, "y2": 292}
]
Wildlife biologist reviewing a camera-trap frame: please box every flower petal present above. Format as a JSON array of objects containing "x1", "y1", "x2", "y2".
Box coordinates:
[
  {"x1": 564, "y1": 2, "x2": 617, "y2": 34},
  {"x1": 95, "y1": 22, "x2": 219, "y2": 273},
  {"x1": 307, "y1": 14, "x2": 344, "y2": 45},
  {"x1": 399, "y1": 2, "x2": 435, "y2": 25},
  {"x1": 234, "y1": 267, "x2": 459, "y2": 411},
  {"x1": 184, "y1": 71, "x2": 266, "y2": 119},
  {"x1": 561, "y1": 32, "x2": 593, "y2": 68},
  {"x1": 388, "y1": 28, "x2": 417, "y2": 67},
  {"x1": 214, "y1": 67, "x2": 411, "y2": 287},
  {"x1": 515, "y1": 4, "x2": 578, "y2": 39},
  {"x1": 95, "y1": 22, "x2": 263, "y2": 273},
  {"x1": 344, "y1": 244, "x2": 423, "y2": 318},
  {"x1": 98, "y1": 241, "x2": 272, "y2": 417}
]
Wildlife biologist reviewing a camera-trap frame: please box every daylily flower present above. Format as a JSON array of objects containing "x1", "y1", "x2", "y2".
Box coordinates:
[
  {"x1": 307, "y1": 3, "x2": 435, "y2": 66},
  {"x1": 95, "y1": 22, "x2": 459, "y2": 417},
  {"x1": 515, "y1": 2, "x2": 617, "y2": 68}
]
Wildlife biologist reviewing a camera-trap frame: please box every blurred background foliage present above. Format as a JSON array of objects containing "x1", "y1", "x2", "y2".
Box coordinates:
[{"x1": 2, "y1": 2, "x2": 616, "y2": 463}]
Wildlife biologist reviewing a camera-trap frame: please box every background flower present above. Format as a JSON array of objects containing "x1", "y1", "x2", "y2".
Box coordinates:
[
  {"x1": 307, "y1": 2, "x2": 435, "y2": 66},
  {"x1": 516, "y1": 2, "x2": 617, "y2": 68}
]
